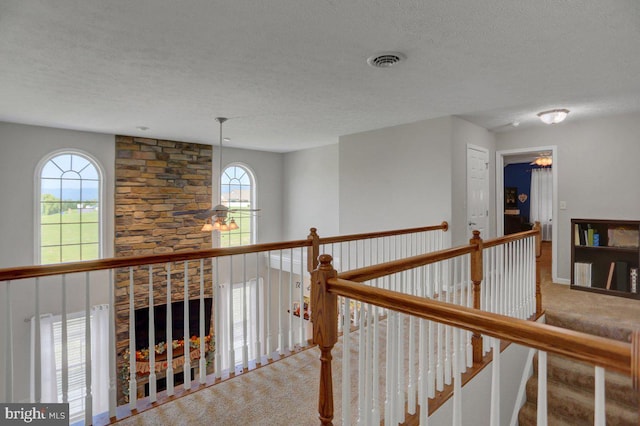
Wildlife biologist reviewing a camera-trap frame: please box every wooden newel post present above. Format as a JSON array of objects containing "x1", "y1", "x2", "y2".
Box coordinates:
[
  {"x1": 308, "y1": 227, "x2": 320, "y2": 273},
  {"x1": 532, "y1": 221, "x2": 542, "y2": 315},
  {"x1": 311, "y1": 254, "x2": 338, "y2": 425},
  {"x1": 469, "y1": 230, "x2": 484, "y2": 364}
]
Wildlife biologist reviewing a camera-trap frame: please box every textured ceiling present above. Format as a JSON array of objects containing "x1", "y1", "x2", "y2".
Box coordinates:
[{"x1": 1, "y1": 1, "x2": 639, "y2": 152}]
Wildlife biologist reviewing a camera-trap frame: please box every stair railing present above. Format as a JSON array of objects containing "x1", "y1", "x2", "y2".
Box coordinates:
[{"x1": 311, "y1": 230, "x2": 638, "y2": 425}]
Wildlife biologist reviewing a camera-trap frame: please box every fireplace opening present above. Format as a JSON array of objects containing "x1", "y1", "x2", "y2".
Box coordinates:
[{"x1": 134, "y1": 298, "x2": 213, "y2": 351}]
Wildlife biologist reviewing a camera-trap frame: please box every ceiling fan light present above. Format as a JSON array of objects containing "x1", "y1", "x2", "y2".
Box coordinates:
[
  {"x1": 537, "y1": 109, "x2": 569, "y2": 125},
  {"x1": 228, "y1": 218, "x2": 239, "y2": 230},
  {"x1": 219, "y1": 222, "x2": 229, "y2": 232},
  {"x1": 201, "y1": 221, "x2": 214, "y2": 232},
  {"x1": 212, "y1": 219, "x2": 222, "y2": 230}
]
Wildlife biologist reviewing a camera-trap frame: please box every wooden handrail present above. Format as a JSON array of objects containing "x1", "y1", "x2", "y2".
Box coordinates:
[
  {"x1": 317, "y1": 221, "x2": 448, "y2": 245},
  {"x1": 336, "y1": 245, "x2": 475, "y2": 283},
  {"x1": 327, "y1": 277, "x2": 635, "y2": 376},
  {"x1": 0, "y1": 239, "x2": 312, "y2": 281},
  {"x1": 482, "y1": 228, "x2": 539, "y2": 249}
]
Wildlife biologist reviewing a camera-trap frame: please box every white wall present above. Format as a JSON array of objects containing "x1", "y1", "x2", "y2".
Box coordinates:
[
  {"x1": 429, "y1": 342, "x2": 530, "y2": 425},
  {"x1": 338, "y1": 117, "x2": 454, "y2": 236},
  {"x1": 0, "y1": 122, "x2": 115, "y2": 402},
  {"x1": 282, "y1": 144, "x2": 339, "y2": 241},
  {"x1": 495, "y1": 112, "x2": 640, "y2": 281},
  {"x1": 451, "y1": 117, "x2": 496, "y2": 245}
]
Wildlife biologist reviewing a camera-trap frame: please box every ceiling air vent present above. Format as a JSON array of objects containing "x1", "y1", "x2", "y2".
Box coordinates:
[{"x1": 367, "y1": 52, "x2": 406, "y2": 68}]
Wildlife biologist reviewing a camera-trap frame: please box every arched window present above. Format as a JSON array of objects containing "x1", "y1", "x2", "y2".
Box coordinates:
[
  {"x1": 37, "y1": 151, "x2": 102, "y2": 264},
  {"x1": 220, "y1": 164, "x2": 255, "y2": 247}
]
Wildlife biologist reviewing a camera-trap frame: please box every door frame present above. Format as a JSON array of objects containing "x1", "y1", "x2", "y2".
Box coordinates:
[
  {"x1": 466, "y1": 144, "x2": 490, "y2": 239},
  {"x1": 496, "y1": 145, "x2": 561, "y2": 284}
]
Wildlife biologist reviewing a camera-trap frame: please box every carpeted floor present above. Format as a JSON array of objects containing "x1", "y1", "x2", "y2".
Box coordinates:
[{"x1": 115, "y1": 242, "x2": 640, "y2": 425}]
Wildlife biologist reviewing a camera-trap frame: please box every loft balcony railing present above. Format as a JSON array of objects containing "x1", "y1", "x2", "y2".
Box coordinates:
[{"x1": 0, "y1": 222, "x2": 447, "y2": 425}]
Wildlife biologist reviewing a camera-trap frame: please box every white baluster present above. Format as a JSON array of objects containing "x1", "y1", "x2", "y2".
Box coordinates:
[
  {"x1": 61, "y1": 275, "x2": 68, "y2": 404},
  {"x1": 199, "y1": 259, "x2": 207, "y2": 384},
  {"x1": 363, "y1": 304, "x2": 372, "y2": 425},
  {"x1": 148, "y1": 266, "x2": 157, "y2": 402},
  {"x1": 537, "y1": 351, "x2": 548, "y2": 426},
  {"x1": 371, "y1": 305, "x2": 380, "y2": 425},
  {"x1": 84, "y1": 272, "x2": 93, "y2": 424},
  {"x1": 166, "y1": 264, "x2": 174, "y2": 395},
  {"x1": 489, "y1": 337, "x2": 500, "y2": 426},
  {"x1": 408, "y1": 297, "x2": 417, "y2": 415},
  {"x1": 357, "y1": 297, "x2": 366, "y2": 422},
  {"x1": 342, "y1": 297, "x2": 351, "y2": 426},
  {"x1": 278, "y1": 251, "x2": 284, "y2": 356},
  {"x1": 298, "y1": 248, "x2": 304, "y2": 347},
  {"x1": 288, "y1": 249, "x2": 293, "y2": 351},
  {"x1": 266, "y1": 254, "x2": 272, "y2": 360},
  {"x1": 34, "y1": 278, "x2": 41, "y2": 402},
  {"x1": 183, "y1": 261, "x2": 191, "y2": 389},
  {"x1": 594, "y1": 366, "x2": 605, "y2": 426},
  {"x1": 452, "y1": 328, "x2": 462, "y2": 426},
  {"x1": 256, "y1": 252, "x2": 263, "y2": 362},
  {"x1": 108, "y1": 269, "x2": 117, "y2": 417},
  {"x1": 4, "y1": 281, "x2": 13, "y2": 402},
  {"x1": 215, "y1": 258, "x2": 223, "y2": 376},
  {"x1": 242, "y1": 255, "x2": 249, "y2": 370},
  {"x1": 228, "y1": 257, "x2": 235, "y2": 371},
  {"x1": 128, "y1": 268, "x2": 137, "y2": 409}
]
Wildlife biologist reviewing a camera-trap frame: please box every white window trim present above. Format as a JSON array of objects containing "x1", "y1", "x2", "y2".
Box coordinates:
[{"x1": 34, "y1": 148, "x2": 105, "y2": 264}]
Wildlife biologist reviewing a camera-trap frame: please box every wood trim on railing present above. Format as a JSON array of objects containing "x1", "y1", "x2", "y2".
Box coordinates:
[
  {"x1": 318, "y1": 221, "x2": 448, "y2": 245},
  {"x1": 0, "y1": 239, "x2": 313, "y2": 281},
  {"x1": 336, "y1": 244, "x2": 474, "y2": 283},
  {"x1": 326, "y1": 277, "x2": 632, "y2": 375}
]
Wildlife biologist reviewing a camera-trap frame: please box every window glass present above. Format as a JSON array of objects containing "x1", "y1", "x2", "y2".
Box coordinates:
[
  {"x1": 220, "y1": 165, "x2": 254, "y2": 247},
  {"x1": 39, "y1": 153, "x2": 101, "y2": 264}
]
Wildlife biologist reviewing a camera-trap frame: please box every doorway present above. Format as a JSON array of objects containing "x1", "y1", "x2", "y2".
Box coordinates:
[{"x1": 496, "y1": 146, "x2": 560, "y2": 283}]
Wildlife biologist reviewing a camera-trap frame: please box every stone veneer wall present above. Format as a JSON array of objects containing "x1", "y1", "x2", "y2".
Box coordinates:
[{"x1": 114, "y1": 136, "x2": 213, "y2": 403}]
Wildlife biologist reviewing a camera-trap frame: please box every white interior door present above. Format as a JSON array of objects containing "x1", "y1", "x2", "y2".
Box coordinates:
[{"x1": 467, "y1": 145, "x2": 489, "y2": 239}]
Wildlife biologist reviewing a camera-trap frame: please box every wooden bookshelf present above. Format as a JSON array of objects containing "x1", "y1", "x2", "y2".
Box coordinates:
[{"x1": 571, "y1": 218, "x2": 640, "y2": 299}]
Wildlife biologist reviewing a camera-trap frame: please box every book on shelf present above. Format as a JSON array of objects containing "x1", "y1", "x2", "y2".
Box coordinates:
[
  {"x1": 574, "y1": 262, "x2": 592, "y2": 287},
  {"x1": 606, "y1": 262, "x2": 615, "y2": 290}
]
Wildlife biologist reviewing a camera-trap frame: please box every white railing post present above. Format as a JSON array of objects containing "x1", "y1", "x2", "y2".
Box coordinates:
[
  {"x1": 148, "y1": 266, "x2": 157, "y2": 402},
  {"x1": 166, "y1": 264, "x2": 174, "y2": 396},
  {"x1": 84, "y1": 272, "x2": 93, "y2": 425},
  {"x1": 490, "y1": 337, "x2": 500, "y2": 426},
  {"x1": 536, "y1": 350, "x2": 548, "y2": 426},
  {"x1": 34, "y1": 278, "x2": 41, "y2": 402},
  {"x1": 108, "y1": 269, "x2": 117, "y2": 419},
  {"x1": 242, "y1": 255, "x2": 249, "y2": 370},
  {"x1": 128, "y1": 267, "x2": 137, "y2": 409},
  {"x1": 5, "y1": 281, "x2": 13, "y2": 402},
  {"x1": 214, "y1": 257, "x2": 223, "y2": 376},
  {"x1": 199, "y1": 259, "x2": 207, "y2": 384},
  {"x1": 183, "y1": 261, "x2": 191, "y2": 390},
  {"x1": 594, "y1": 366, "x2": 605, "y2": 426},
  {"x1": 341, "y1": 297, "x2": 351, "y2": 426},
  {"x1": 452, "y1": 327, "x2": 462, "y2": 426},
  {"x1": 61, "y1": 274, "x2": 68, "y2": 404}
]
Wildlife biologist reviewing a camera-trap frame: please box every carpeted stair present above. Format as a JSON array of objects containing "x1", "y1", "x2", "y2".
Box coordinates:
[{"x1": 518, "y1": 311, "x2": 639, "y2": 426}]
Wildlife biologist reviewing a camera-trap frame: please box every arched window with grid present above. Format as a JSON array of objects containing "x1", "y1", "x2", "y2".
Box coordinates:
[
  {"x1": 220, "y1": 164, "x2": 255, "y2": 247},
  {"x1": 37, "y1": 151, "x2": 102, "y2": 264}
]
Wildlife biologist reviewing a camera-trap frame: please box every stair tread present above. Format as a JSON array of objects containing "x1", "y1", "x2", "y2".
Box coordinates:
[
  {"x1": 518, "y1": 401, "x2": 576, "y2": 426},
  {"x1": 532, "y1": 352, "x2": 639, "y2": 409},
  {"x1": 526, "y1": 373, "x2": 639, "y2": 425},
  {"x1": 545, "y1": 310, "x2": 634, "y2": 343}
]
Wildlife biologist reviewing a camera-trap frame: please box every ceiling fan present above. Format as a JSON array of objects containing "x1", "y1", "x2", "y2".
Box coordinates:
[{"x1": 173, "y1": 117, "x2": 260, "y2": 231}]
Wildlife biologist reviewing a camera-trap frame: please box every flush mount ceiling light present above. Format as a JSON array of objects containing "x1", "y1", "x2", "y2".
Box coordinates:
[
  {"x1": 537, "y1": 109, "x2": 569, "y2": 125},
  {"x1": 367, "y1": 52, "x2": 406, "y2": 68}
]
